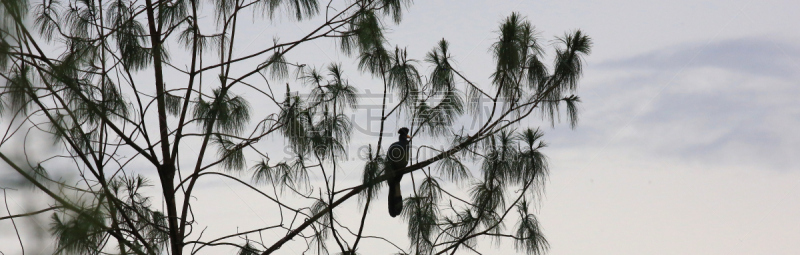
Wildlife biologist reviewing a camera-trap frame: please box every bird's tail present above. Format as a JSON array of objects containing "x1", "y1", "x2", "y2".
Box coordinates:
[{"x1": 388, "y1": 177, "x2": 403, "y2": 217}]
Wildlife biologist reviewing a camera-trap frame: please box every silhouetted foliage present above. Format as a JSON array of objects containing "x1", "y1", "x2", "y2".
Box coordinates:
[{"x1": 0, "y1": 0, "x2": 590, "y2": 254}]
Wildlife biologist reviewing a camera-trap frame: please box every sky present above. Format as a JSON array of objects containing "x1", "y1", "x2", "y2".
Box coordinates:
[{"x1": 2, "y1": 0, "x2": 800, "y2": 254}]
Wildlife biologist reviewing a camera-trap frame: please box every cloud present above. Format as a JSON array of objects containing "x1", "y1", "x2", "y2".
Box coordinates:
[
  {"x1": 600, "y1": 37, "x2": 800, "y2": 80},
  {"x1": 547, "y1": 38, "x2": 800, "y2": 171}
]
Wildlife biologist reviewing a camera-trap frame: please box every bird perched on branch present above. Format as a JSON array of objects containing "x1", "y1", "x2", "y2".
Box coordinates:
[{"x1": 387, "y1": 127, "x2": 411, "y2": 217}]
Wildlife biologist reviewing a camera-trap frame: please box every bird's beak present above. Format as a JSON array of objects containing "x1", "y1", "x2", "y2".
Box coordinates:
[{"x1": 407, "y1": 135, "x2": 412, "y2": 139}]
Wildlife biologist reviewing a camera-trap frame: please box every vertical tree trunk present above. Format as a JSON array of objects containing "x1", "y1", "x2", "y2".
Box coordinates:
[{"x1": 143, "y1": 0, "x2": 181, "y2": 253}]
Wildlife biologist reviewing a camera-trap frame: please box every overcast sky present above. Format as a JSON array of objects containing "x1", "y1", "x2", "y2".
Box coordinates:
[{"x1": 2, "y1": 0, "x2": 799, "y2": 254}]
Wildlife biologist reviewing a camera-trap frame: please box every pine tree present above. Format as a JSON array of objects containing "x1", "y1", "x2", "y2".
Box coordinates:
[{"x1": 0, "y1": 1, "x2": 590, "y2": 254}]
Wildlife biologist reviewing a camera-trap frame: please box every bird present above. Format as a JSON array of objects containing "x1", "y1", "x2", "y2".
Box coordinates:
[{"x1": 386, "y1": 127, "x2": 411, "y2": 217}]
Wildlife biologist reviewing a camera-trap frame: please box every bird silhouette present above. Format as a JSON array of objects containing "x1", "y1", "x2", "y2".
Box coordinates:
[{"x1": 386, "y1": 127, "x2": 410, "y2": 217}]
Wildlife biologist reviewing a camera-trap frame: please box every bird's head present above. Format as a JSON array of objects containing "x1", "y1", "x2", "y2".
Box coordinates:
[{"x1": 398, "y1": 127, "x2": 411, "y2": 141}]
